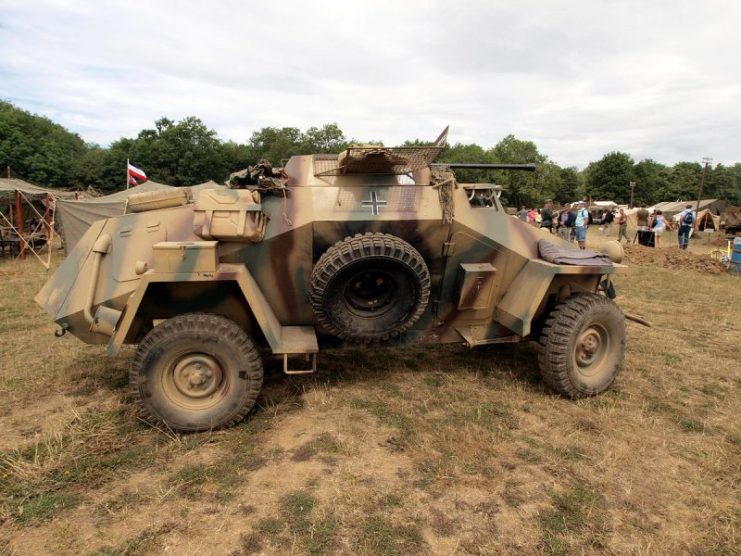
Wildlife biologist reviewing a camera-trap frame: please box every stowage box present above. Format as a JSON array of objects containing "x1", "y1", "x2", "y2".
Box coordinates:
[
  {"x1": 192, "y1": 189, "x2": 266, "y2": 243},
  {"x1": 153, "y1": 241, "x2": 218, "y2": 274}
]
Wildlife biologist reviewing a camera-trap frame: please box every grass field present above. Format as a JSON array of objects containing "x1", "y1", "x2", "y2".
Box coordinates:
[{"x1": 0, "y1": 238, "x2": 739, "y2": 555}]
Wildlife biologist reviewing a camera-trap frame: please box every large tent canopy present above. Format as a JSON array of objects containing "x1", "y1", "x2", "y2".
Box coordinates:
[
  {"x1": 650, "y1": 199, "x2": 726, "y2": 219},
  {"x1": 57, "y1": 180, "x2": 225, "y2": 249},
  {"x1": 0, "y1": 177, "x2": 77, "y2": 199}
]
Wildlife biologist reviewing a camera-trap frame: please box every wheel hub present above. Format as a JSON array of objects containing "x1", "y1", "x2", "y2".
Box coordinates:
[
  {"x1": 172, "y1": 354, "x2": 222, "y2": 399},
  {"x1": 574, "y1": 325, "x2": 608, "y2": 374},
  {"x1": 344, "y1": 270, "x2": 396, "y2": 314}
]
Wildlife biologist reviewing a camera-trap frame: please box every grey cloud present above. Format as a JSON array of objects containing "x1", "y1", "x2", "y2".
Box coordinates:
[{"x1": 0, "y1": 0, "x2": 739, "y2": 167}]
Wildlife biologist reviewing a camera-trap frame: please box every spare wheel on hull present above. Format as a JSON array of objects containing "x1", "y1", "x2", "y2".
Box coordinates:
[{"x1": 310, "y1": 232, "x2": 431, "y2": 342}]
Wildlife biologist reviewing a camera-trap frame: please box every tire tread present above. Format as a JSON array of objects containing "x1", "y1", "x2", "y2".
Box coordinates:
[
  {"x1": 130, "y1": 313, "x2": 263, "y2": 432},
  {"x1": 538, "y1": 293, "x2": 626, "y2": 398},
  {"x1": 310, "y1": 232, "x2": 431, "y2": 342}
]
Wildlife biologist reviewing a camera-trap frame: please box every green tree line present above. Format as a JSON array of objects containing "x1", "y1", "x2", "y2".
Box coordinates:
[{"x1": 1, "y1": 100, "x2": 739, "y2": 207}]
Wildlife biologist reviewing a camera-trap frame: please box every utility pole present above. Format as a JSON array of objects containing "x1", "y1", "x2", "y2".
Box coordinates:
[
  {"x1": 696, "y1": 157, "x2": 712, "y2": 213},
  {"x1": 629, "y1": 181, "x2": 636, "y2": 208}
]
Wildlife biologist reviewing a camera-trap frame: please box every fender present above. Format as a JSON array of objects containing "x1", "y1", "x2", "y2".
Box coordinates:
[
  {"x1": 107, "y1": 260, "x2": 317, "y2": 357},
  {"x1": 495, "y1": 258, "x2": 625, "y2": 337}
]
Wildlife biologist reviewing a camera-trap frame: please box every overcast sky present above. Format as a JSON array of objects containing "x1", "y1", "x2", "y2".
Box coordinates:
[{"x1": 1, "y1": 0, "x2": 739, "y2": 168}]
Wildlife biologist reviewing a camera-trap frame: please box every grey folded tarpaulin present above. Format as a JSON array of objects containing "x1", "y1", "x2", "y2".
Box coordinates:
[{"x1": 538, "y1": 239, "x2": 613, "y2": 266}]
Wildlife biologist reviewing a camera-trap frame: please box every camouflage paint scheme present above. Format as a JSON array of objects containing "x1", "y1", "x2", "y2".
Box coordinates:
[{"x1": 36, "y1": 148, "x2": 622, "y2": 363}]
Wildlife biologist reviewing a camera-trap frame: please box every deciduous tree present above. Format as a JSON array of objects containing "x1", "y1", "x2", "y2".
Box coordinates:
[{"x1": 585, "y1": 152, "x2": 634, "y2": 203}]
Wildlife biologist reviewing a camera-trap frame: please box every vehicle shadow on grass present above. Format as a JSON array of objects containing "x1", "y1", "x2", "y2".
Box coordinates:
[
  {"x1": 259, "y1": 341, "x2": 545, "y2": 398},
  {"x1": 66, "y1": 341, "x2": 546, "y2": 433}
]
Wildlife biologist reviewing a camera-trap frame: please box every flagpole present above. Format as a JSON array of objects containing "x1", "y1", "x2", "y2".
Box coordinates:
[{"x1": 126, "y1": 158, "x2": 129, "y2": 191}]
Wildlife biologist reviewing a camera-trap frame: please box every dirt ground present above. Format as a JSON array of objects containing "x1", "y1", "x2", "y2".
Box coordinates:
[
  {"x1": 592, "y1": 226, "x2": 733, "y2": 273},
  {"x1": 622, "y1": 244, "x2": 728, "y2": 274},
  {"x1": 0, "y1": 233, "x2": 739, "y2": 555}
]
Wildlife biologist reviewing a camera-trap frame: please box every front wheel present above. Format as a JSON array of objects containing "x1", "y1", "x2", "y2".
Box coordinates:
[
  {"x1": 130, "y1": 313, "x2": 263, "y2": 432},
  {"x1": 537, "y1": 293, "x2": 626, "y2": 398}
]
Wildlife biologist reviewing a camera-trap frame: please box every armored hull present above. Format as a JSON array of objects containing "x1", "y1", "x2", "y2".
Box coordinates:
[{"x1": 37, "y1": 133, "x2": 628, "y2": 432}]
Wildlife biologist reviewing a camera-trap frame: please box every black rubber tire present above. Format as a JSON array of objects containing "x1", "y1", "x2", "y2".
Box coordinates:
[
  {"x1": 310, "y1": 233, "x2": 431, "y2": 342},
  {"x1": 538, "y1": 293, "x2": 626, "y2": 398},
  {"x1": 130, "y1": 313, "x2": 263, "y2": 432}
]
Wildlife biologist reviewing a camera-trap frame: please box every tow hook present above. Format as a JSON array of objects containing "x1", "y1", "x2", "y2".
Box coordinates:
[{"x1": 55, "y1": 323, "x2": 69, "y2": 337}]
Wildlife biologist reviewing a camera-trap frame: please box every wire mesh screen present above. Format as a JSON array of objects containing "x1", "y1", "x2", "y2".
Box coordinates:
[{"x1": 314, "y1": 146, "x2": 443, "y2": 176}]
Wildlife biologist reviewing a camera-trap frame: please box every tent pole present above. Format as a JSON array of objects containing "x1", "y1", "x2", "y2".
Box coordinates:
[
  {"x1": 44, "y1": 193, "x2": 53, "y2": 269},
  {"x1": 15, "y1": 189, "x2": 25, "y2": 259},
  {"x1": 696, "y1": 158, "x2": 711, "y2": 214}
]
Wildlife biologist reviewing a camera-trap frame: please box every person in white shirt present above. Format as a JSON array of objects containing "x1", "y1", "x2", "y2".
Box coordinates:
[
  {"x1": 574, "y1": 201, "x2": 590, "y2": 249},
  {"x1": 651, "y1": 210, "x2": 667, "y2": 248}
]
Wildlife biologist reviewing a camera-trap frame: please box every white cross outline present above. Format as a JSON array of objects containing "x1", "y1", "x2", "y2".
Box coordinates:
[{"x1": 360, "y1": 190, "x2": 388, "y2": 216}]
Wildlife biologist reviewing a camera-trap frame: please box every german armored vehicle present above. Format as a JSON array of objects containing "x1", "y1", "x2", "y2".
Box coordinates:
[{"x1": 36, "y1": 128, "x2": 628, "y2": 432}]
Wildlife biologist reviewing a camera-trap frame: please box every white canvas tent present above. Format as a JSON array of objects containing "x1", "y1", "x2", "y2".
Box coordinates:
[
  {"x1": 652, "y1": 199, "x2": 726, "y2": 219},
  {"x1": 56, "y1": 180, "x2": 225, "y2": 249},
  {"x1": 670, "y1": 208, "x2": 722, "y2": 231}
]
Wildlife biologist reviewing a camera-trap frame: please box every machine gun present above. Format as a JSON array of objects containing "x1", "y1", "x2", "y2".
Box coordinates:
[{"x1": 430, "y1": 163, "x2": 537, "y2": 171}]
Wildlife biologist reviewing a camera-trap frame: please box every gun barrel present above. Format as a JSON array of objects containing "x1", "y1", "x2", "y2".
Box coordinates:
[{"x1": 431, "y1": 163, "x2": 537, "y2": 172}]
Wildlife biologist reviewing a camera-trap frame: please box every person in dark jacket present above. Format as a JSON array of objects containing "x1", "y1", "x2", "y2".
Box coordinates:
[
  {"x1": 602, "y1": 209, "x2": 615, "y2": 236},
  {"x1": 557, "y1": 207, "x2": 574, "y2": 241},
  {"x1": 540, "y1": 200, "x2": 554, "y2": 233}
]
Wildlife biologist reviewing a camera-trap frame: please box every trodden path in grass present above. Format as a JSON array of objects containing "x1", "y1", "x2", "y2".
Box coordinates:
[{"x1": 0, "y1": 247, "x2": 739, "y2": 555}]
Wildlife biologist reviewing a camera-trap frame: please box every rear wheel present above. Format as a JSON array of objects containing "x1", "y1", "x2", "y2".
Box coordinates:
[
  {"x1": 538, "y1": 293, "x2": 626, "y2": 398},
  {"x1": 130, "y1": 313, "x2": 263, "y2": 432}
]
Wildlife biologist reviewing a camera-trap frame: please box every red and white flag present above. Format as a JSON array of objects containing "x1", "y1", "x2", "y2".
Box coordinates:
[{"x1": 127, "y1": 162, "x2": 147, "y2": 185}]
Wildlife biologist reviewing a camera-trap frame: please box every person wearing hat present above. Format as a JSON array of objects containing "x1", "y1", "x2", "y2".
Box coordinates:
[{"x1": 574, "y1": 201, "x2": 590, "y2": 249}]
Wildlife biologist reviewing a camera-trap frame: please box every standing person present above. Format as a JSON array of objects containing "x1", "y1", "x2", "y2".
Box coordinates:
[
  {"x1": 652, "y1": 209, "x2": 667, "y2": 248},
  {"x1": 677, "y1": 204, "x2": 696, "y2": 250},
  {"x1": 517, "y1": 206, "x2": 529, "y2": 222},
  {"x1": 602, "y1": 209, "x2": 615, "y2": 236},
  {"x1": 540, "y1": 200, "x2": 554, "y2": 233},
  {"x1": 617, "y1": 208, "x2": 629, "y2": 242},
  {"x1": 558, "y1": 206, "x2": 574, "y2": 240},
  {"x1": 634, "y1": 205, "x2": 650, "y2": 244},
  {"x1": 527, "y1": 208, "x2": 537, "y2": 225},
  {"x1": 636, "y1": 206, "x2": 649, "y2": 231},
  {"x1": 574, "y1": 201, "x2": 590, "y2": 249}
]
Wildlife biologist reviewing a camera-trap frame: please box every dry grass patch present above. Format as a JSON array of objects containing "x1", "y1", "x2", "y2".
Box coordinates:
[{"x1": 0, "y1": 247, "x2": 739, "y2": 554}]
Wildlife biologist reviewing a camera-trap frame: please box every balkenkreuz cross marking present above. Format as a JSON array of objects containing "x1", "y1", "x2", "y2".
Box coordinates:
[{"x1": 361, "y1": 190, "x2": 388, "y2": 216}]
